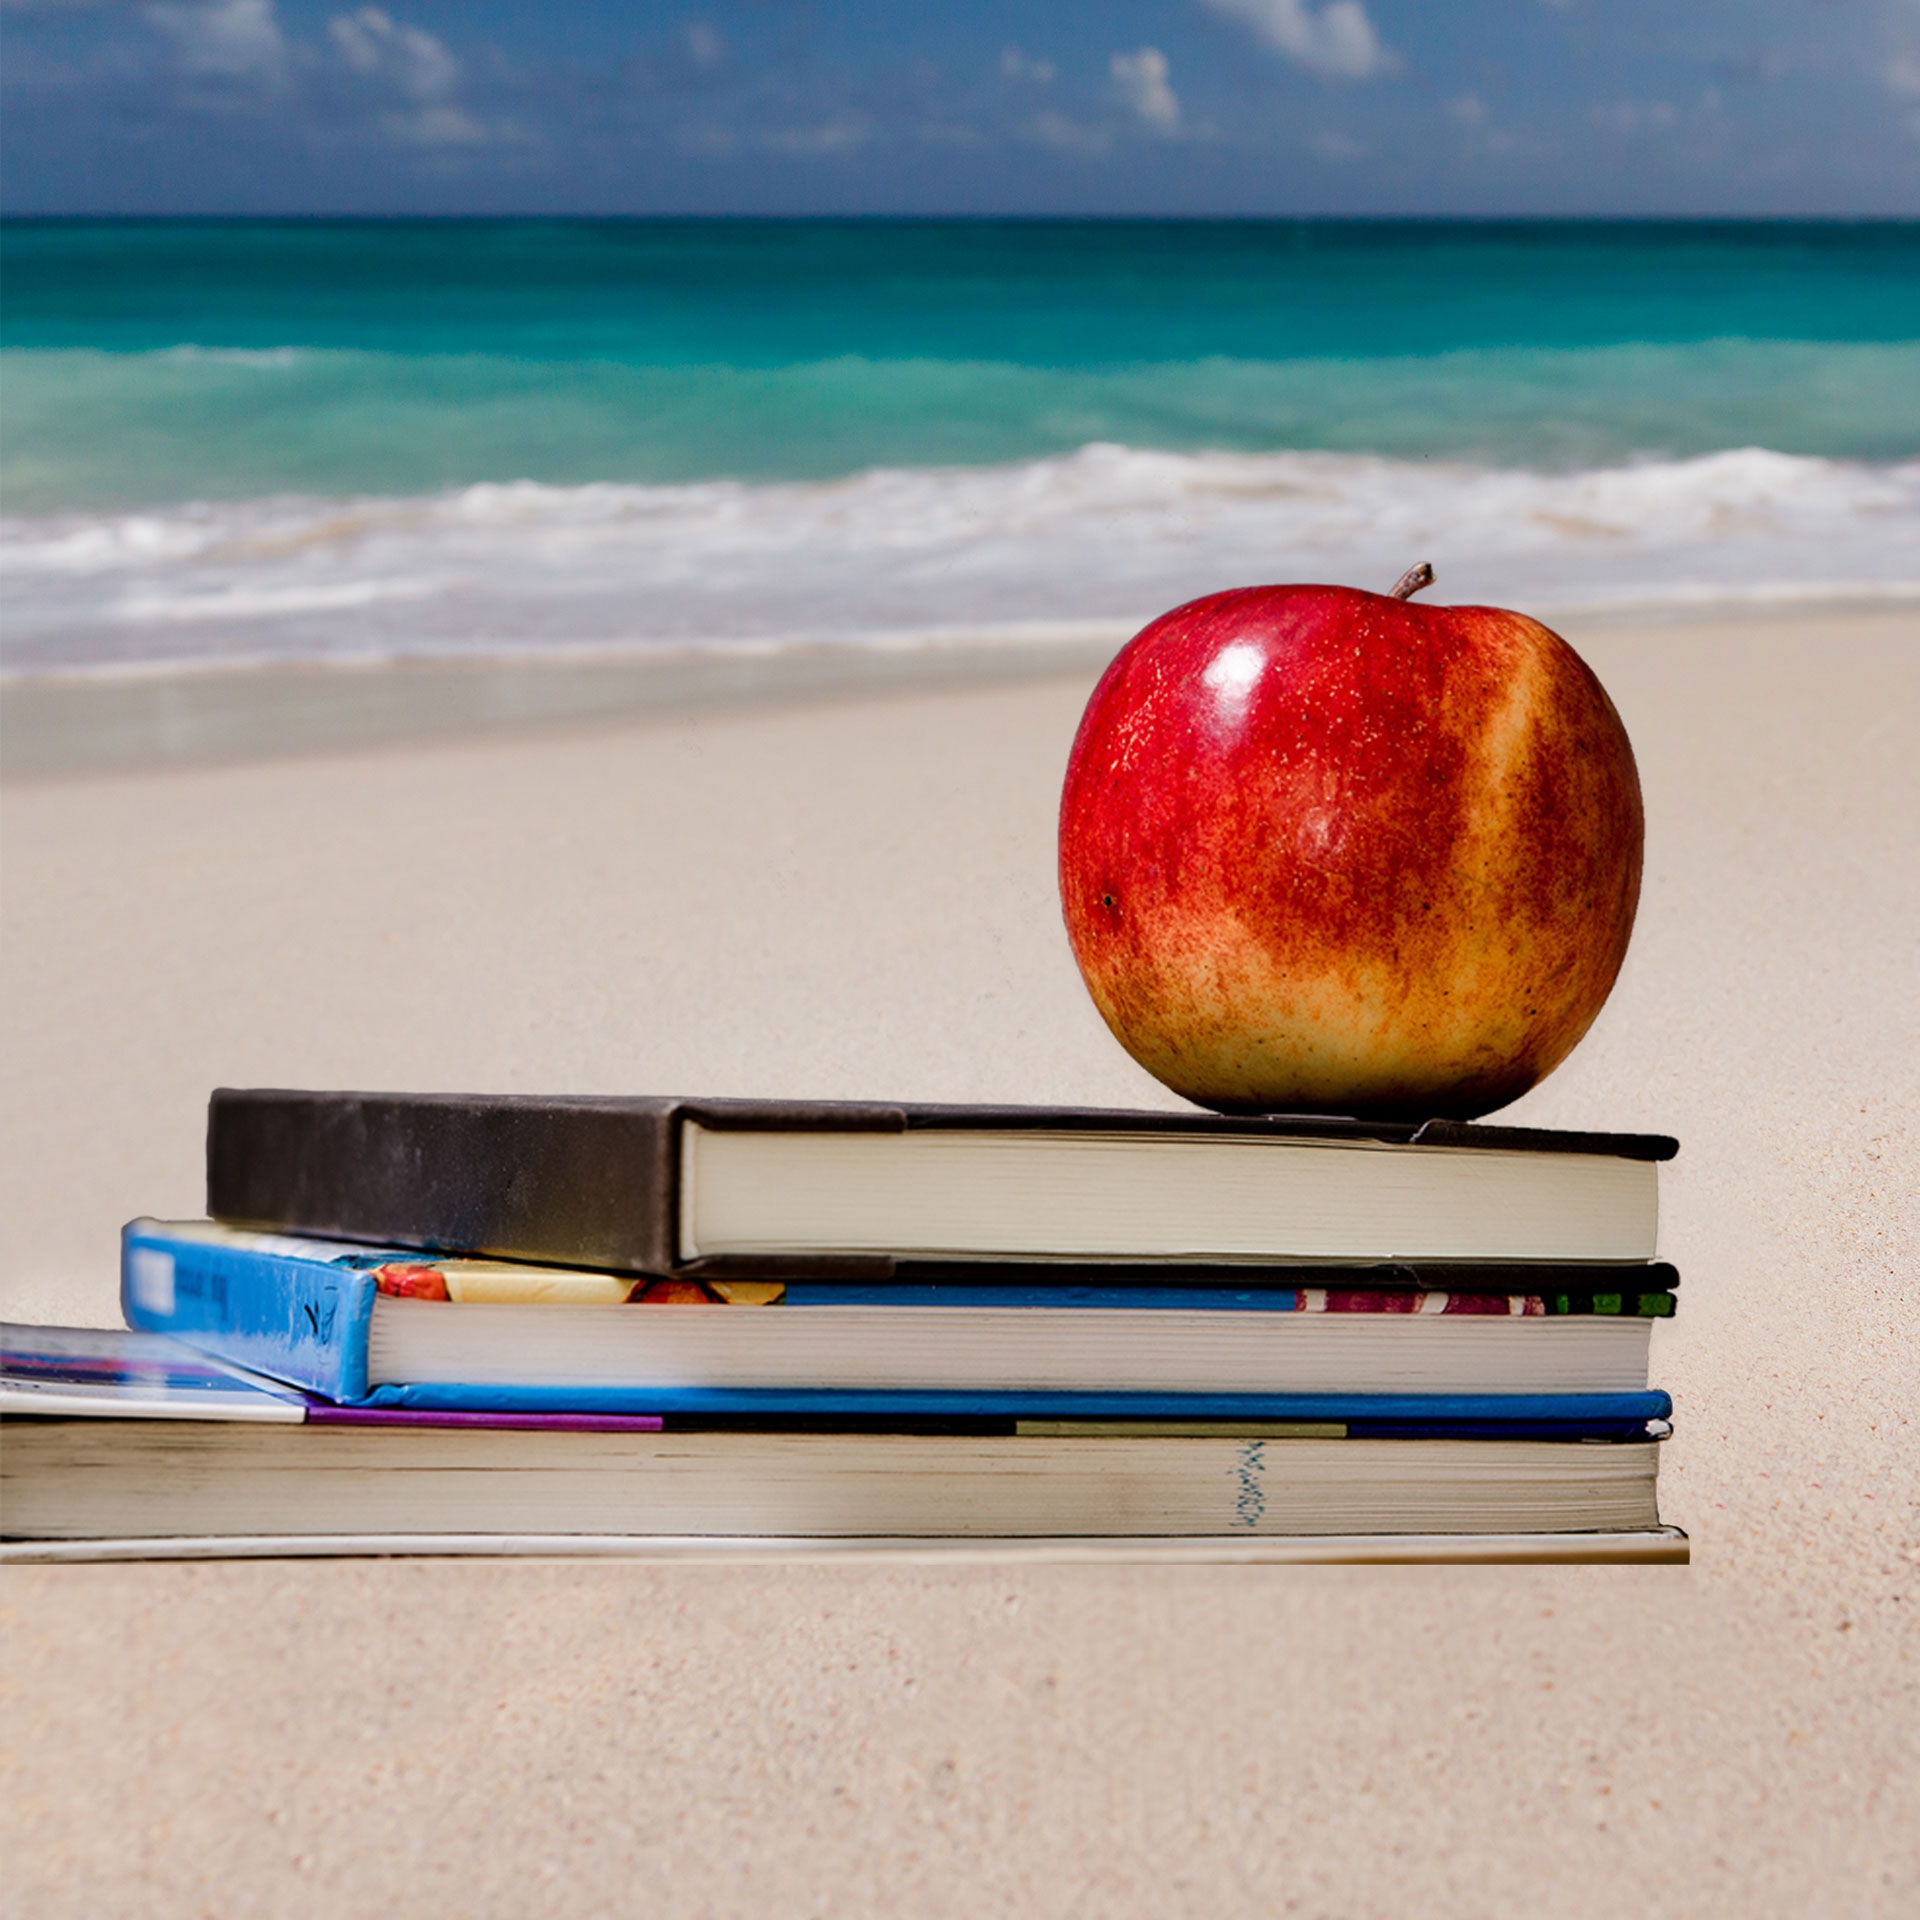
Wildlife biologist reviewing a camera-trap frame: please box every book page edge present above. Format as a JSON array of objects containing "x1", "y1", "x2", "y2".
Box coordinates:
[{"x1": 0, "y1": 1529, "x2": 1690, "y2": 1566}]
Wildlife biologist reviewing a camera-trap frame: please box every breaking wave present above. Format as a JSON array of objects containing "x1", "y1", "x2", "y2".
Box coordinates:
[{"x1": 5, "y1": 442, "x2": 1917, "y2": 679}]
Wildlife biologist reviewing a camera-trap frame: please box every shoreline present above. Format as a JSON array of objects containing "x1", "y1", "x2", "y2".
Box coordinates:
[{"x1": 7, "y1": 597, "x2": 1915, "y2": 780}]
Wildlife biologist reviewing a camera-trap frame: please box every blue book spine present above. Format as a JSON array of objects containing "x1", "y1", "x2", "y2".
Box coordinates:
[{"x1": 120, "y1": 1223, "x2": 376, "y2": 1402}]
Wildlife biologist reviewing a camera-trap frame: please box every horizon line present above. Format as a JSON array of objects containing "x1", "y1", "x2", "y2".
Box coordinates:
[{"x1": 5, "y1": 210, "x2": 1919, "y2": 227}]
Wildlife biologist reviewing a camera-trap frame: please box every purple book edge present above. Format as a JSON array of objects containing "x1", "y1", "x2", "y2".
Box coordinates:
[{"x1": 303, "y1": 1401, "x2": 664, "y2": 1432}]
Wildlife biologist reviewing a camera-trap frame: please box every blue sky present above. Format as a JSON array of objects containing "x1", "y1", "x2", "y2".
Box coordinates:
[{"x1": 5, "y1": 1, "x2": 1919, "y2": 215}]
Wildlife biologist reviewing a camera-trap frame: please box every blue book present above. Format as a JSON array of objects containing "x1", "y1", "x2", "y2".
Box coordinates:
[{"x1": 121, "y1": 1220, "x2": 1672, "y2": 1435}]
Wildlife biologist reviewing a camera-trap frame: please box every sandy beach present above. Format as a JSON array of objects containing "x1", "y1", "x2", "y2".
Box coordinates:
[{"x1": 2, "y1": 606, "x2": 1915, "y2": 1913}]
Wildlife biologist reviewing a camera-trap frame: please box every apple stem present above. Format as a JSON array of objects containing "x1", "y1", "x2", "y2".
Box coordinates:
[{"x1": 1389, "y1": 563, "x2": 1436, "y2": 600}]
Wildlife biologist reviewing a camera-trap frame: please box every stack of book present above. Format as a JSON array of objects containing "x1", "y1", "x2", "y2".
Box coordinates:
[{"x1": 0, "y1": 1089, "x2": 1686, "y2": 1563}]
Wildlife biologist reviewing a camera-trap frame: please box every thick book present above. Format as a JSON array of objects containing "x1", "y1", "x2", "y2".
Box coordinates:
[
  {"x1": 0, "y1": 1418, "x2": 1668, "y2": 1543},
  {"x1": 207, "y1": 1089, "x2": 1676, "y2": 1275},
  {"x1": 0, "y1": 1532, "x2": 1693, "y2": 1566},
  {"x1": 120, "y1": 1221, "x2": 1673, "y2": 1434}
]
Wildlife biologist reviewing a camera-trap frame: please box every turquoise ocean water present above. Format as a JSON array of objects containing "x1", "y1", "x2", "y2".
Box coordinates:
[{"x1": 3, "y1": 220, "x2": 1917, "y2": 675}]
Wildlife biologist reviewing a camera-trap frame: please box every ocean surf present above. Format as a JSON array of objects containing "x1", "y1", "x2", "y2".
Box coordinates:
[
  {"x1": 5, "y1": 442, "x2": 1917, "y2": 680},
  {"x1": 4, "y1": 219, "x2": 1915, "y2": 678}
]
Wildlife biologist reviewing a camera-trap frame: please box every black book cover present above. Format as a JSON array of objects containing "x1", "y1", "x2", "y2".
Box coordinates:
[{"x1": 208, "y1": 1088, "x2": 1676, "y2": 1279}]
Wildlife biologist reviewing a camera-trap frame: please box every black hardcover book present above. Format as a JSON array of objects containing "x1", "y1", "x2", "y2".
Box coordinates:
[{"x1": 208, "y1": 1089, "x2": 1675, "y2": 1279}]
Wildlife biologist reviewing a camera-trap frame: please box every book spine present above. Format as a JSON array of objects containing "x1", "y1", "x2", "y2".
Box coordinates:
[
  {"x1": 207, "y1": 1090, "x2": 685, "y2": 1274},
  {"x1": 120, "y1": 1224, "x2": 377, "y2": 1402},
  {"x1": 205, "y1": 1092, "x2": 898, "y2": 1278}
]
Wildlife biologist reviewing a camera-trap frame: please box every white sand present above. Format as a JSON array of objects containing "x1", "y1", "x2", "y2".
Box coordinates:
[{"x1": 2, "y1": 608, "x2": 1916, "y2": 1913}]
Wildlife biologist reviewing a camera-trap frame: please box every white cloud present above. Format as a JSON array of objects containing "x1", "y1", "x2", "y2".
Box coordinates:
[
  {"x1": 127, "y1": 0, "x2": 509, "y2": 149},
  {"x1": 1887, "y1": 53, "x2": 1920, "y2": 98},
  {"x1": 1111, "y1": 46, "x2": 1181, "y2": 134},
  {"x1": 326, "y1": 7, "x2": 505, "y2": 146},
  {"x1": 1001, "y1": 46, "x2": 1055, "y2": 84},
  {"x1": 329, "y1": 8, "x2": 458, "y2": 101},
  {"x1": 144, "y1": 0, "x2": 287, "y2": 86},
  {"x1": 1312, "y1": 129, "x2": 1368, "y2": 159},
  {"x1": 1446, "y1": 92, "x2": 1486, "y2": 125},
  {"x1": 1200, "y1": 0, "x2": 1394, "y2": 81}
]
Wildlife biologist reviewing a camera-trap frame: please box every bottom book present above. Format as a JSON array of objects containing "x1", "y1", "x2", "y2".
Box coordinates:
[{"x1": 2, "y1": 1416, "x2": 1668, "y2": 1543}]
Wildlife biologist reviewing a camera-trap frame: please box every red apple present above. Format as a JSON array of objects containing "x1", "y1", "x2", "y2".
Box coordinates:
[{"x1": 1057, "y1": 568, "x2": 1643, "y2": 1119}]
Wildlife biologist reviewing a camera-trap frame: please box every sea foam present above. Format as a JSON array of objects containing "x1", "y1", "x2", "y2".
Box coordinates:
[{"x1": 4, "y1": 443, "x2": 1916, "y2": 679}]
